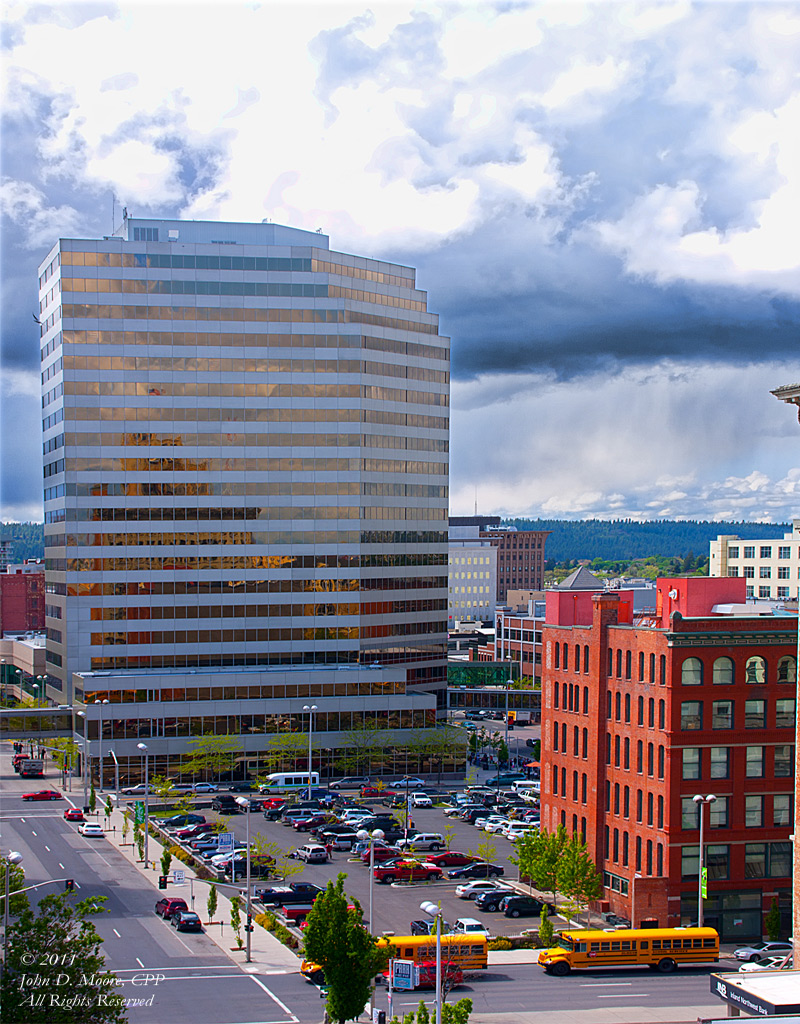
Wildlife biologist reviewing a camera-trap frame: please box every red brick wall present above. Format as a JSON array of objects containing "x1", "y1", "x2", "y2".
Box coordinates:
[{"x1": 0, "y1": 573, "x2": 45, "y2": 632}]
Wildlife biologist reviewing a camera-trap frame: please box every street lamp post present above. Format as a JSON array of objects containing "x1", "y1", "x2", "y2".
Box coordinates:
[
  {"x1": 138, "y1": 743, "x2": 150, "y2": 868},
  {"x1": 693, "y1": 793, "x2": 716, "y2": 927},
  {"x1": 94, "y1": 698, "x2": 109, "y2": 790},
  {"x1": 76, "y1": 710, "x2": 88, "y2": 810},
  {"x1": 108, "y1": 749, "x2": 120, "y2": 807},
  {"x1": 235, "y1": 796, "x2": 253, "y2": 963},
  {"x1": 3, "y1": 851, "x2": 23, "y2": 964},
  {"x1": 420, "y1": 900, "x2": 443, "y2": 1024},
  {"x1": 302, "y1": 704, "x2": 317, "y2": 784},
  {"x1": 358, "y1": 827, "x2": 385, "y2": 1019}
]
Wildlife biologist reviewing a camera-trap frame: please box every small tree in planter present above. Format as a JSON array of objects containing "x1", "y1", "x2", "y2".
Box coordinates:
[
  {"x1": 765, "y1": 897, "x2": 782, "y2": 941},
  {"x1": 207, "y1": 883, "x2": 218, "y2": 924},
  {"x1": 104, "y1": 796, "x2": 113, "y2": 829},
  {"x1": 121, "y1": 813, "x2": 130, "y2": 845},
  {"x1": 89, "y1": 781, "x2": 97, "y2": 815},
  {"x1": 160, "y1": 849, "x2": 172, "y2": 878},
  {"x1": 230, "y1": 895, "x2": 243, "y2": 949},
  {"x1": 135, "y1": 829, "x2": 145, "y2": 862},
  {"x1": 538, "y1": 904, "x2": 554, "y2": 949}
]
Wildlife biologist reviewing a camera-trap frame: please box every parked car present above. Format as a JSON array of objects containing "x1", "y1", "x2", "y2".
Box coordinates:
[
  {"x1": 425, "y1": 852, "x2": 475, "y2": 868},
  {"x1": 485, "y1": 772, "x2": 527, "y2": 785},
  {"x1": 360, "y1": 845, "x2": 403, "y2": 865},
  {"x1": 328, "y1": 777, "x2": 370, "y2": 790},
  {"x1": 503, "y1": 823, "x2": 539, "y2": 842},
  {"x1": 121, "y1": 783, "x2": 155, "y2": 795},
  {"x1": 291, "y1": 813, "x2": 333, "y2": 832},
  {"x1": 227, "y1": 782, "x2": 255, "y2": 792},
  {"x1": 79, "y1": 822, "x2": 104, "y2": 837},
  {"x1": 501, "y1": 894, "x2": 555, "y2": 918},
  {"x1": 410, "y1": 919, "x2": 450, "y2": 936},
  {"x1": 211, "y1": 795, "x2": 240, "y2": 813},
  {"x1": 64, "y1": 808, "x2": 85, "y2": 821},
  {"x1": 451, "y1": 918, "x2": 489, "y2": 935},
  {"x1": 316, "y1": 829, "x2": 360, "y2": 850},
  {"x1": 155, "y1": 897, "x2": 189, "y2": 920},
  {"x1": 390, "y1": 777, "x2": 425, "y2": 789},
  {"x1": 191, "y1": 783, "x2": 219, "y2": 793},
  {"x1": 295, "y1": 844, "x2": 329, "y2": 864},
  {"x1": 174, "y1": 824, "x2": 213, "y2": 841},
  {"x1": 482, "y1": 817, "x2": 513, "y2": 834},
  {"x1": 373, "y1": 860, "x2": 442, "y2": 884},
  {"x1": 395, "y1": 833, "x2": 444, "y2": 852},
  {"x1": 172, "y1": 909, "x2": 203, "y2": 932},
  {"x1": 474, "y1": 889, "x2": 519, "y2": 912},
  {"x1": 156, "y1": 813, "x2": 206, "y2": 829},
  {"x1": 408, "y1": 792, "x2": 433, "y2": 808},
  {"x1": 739, "y1": 954, "x2": 793, "y2": 973},
  {"x1": 454, "y1": 879, "x2": 512, "y2": 900},
  {"x1": 733, "y1": 940, "x2": 794, "y2": 962},
  {"x1": 22, "y1": 790, "x2": 61, "y2": 801},
  {"x1": 448, "y1": 863, "x2": 505, "y2": 880},
  {"x1": 254, "y1": 883, "x2": 324, "y2": 906}
]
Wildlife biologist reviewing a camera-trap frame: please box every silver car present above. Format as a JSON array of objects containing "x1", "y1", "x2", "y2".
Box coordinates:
[{"x1": 733, "y1": 940, "x2": 793, "y2": 962}]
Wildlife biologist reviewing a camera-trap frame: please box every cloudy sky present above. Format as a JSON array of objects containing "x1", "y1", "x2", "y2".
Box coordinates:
[{"x1": 2, "y1": 1, "x2": 799, "y2": 524}]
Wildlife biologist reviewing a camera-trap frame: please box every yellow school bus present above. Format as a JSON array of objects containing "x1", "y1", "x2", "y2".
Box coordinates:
[
  {"x1": 377, "y1": 934, "x2": 488, "y2": 971},
  {"x1": 538, "y1": 926, "x2": 719, "y2": 976}
]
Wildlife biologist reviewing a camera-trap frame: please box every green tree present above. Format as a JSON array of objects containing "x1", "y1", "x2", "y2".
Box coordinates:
[
  {"x1": 172, "y1": 790, "x2": 197, "y2": 815},
  {"x1": 121, "y1": 812, "x2": 130, "y2": 845},
  {"x1": 443, "y1": 825, "x2": 457, "y2": 851},
  {"x1": 151, "y1": 774, "x2": 177, "y2": 805},
  {"x1": 207, "y1": 883, "x2": 218, "y2": 923},
  {"x1": 389, "y1": 998, "x2": 473, "y2": 1024},
  {"x1": 230, "y1": 895, "x2": 244, "y2": 949},
  {"x1": 510, "y1": 826, "x2": 568, "y2": 906},
  {"x1": 556, "y1": 832, "x2": 602, "y2": 923},
  {"x1": 496, "y1": 740, "x2": 509, "y2": 766},
  {"x1": 335, "y1": 720, "x2": 388, "y2": 776},
  {"x1": 1, "y1": 893, "x2": 126, "y2": 1024},
  {"x1": 0, "y1": 852, "x2": 29, "y2": 920},
  {"x1": 135, "y1": 829, "x2": 144, "y2": 862},
  {"x1": 47, "y1": 737, "x2": 80, "y2": 774},
  {"x1": 261, "y1": 732, "x2": 309, "y2": 773},
  {"x1": 764, "y1": 897, "x2": 782, "y2": 941},
  {"x1": 104, "y1": 795, "x2": 114, "y2": 826},
  {"x1": 249, "y1": 833, "x2": 301, "y2": 880},
  {"x1": 180, "y1": 734, "x2": 242, "y2": 779},
  {"x1": 538, "y1": 904, "x2": 554, "y2": 948},
  {"x1": 160, "y1": 849, "x2": 172, "y2": 877},
  {"x1": 467, "y1": 836, "x2": 499, "y2": 879},
  {"x1": 303, "y1": 875, "x2": 388, "y2": 1024},
  {"x1": 89, "y1": 779, "x2": 97, "y2": 814}
]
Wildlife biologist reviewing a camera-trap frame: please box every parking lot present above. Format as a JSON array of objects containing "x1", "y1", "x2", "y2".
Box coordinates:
[{"x1": 153, "y1": 772, "x2": 548, "y2": 940}]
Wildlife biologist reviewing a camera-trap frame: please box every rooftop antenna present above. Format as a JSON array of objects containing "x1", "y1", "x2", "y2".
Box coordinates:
[
  {"x1": 112, "y1": 194, "x2": 117, "y2": 234},
  {"x1": 474, "y1": 485, "x2": 478, "y2": 517}
]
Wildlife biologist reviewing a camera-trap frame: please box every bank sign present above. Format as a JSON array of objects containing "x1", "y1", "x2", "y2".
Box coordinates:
[{"x1": 711, "y1": 973, "x2": 800, "y2": 1016}]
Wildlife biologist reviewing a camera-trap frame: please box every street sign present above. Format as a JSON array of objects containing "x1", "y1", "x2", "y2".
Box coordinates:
[
  {"x1": 701, "y1": 867, "x2": 708, "y2": 899},
  {"x1": 134, "y1": 801, "x2": 145, "y2": 824},
  {"x1": 217, "y1": 832, "x2": 235, "y2": 850},
  {"x1": 391, "y1": 960, "x2": 414, "y2": 991},
  {"x1": 173, "y1": 870, "x2": 185, "y2": 884}
]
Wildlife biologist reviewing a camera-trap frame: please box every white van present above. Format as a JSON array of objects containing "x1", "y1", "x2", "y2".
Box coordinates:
[
  {"x1": 452, "y1": 918, "x2": 489, "y2": 936},
  {"x1": 512, "y1": 779, "x2": 536, "y2": 794},
  {"x1": 258, "y1": 772, "x2": 320, "y2": 792}
]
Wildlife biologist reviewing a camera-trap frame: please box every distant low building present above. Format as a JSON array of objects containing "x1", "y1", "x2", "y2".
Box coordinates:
[
  {"x1": 709, "y1": 521, "x2": 800, "y2": 602},
  {"x1": 0, "y1": 564, "x2": 45, "y2": 635}
]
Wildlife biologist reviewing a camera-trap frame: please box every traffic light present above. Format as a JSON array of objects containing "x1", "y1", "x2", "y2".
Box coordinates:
[
  {"x1": 158, "y1": 875, "x2": 168, "y2": 890},
  {"x1": 245, "y1": 914, "x2": 253, "y2": 933},
  {"x1": 64, "y1": 879, "x2": 75, "y2": 893}
]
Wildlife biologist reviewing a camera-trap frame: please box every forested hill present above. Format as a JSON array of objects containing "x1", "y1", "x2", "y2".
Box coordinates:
[
  {"x1": 0, "y1": 518, "x2": 793, "y2": 568},
  {"x1": 505, "y1": 519, "x2": 790, "y2": 565}
]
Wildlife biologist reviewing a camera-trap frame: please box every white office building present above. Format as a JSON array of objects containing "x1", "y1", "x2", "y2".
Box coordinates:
[
  {"x1": 709, "y1": 521, "x2": 800, "y2": 601},
  {"x1": 38, "y1": 216, "x2": 451, "y2": 782}
]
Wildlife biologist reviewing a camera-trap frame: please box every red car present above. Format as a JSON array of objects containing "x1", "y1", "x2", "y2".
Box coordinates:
[
  {"x1": 360, "y1": 786, "x2": 396, "y2": 798},
  {"x1": 155, "y1": 897, "x2": 188, "y2": 920},
  {"x1": 360, "y1": 845, "x2": 402, "y2": 865},
  {"x1": 373, "y1": 860, "x2": 442, "y2": 884},
  {"x1": 425, "y1": 851, "x2": 476, "y2": 868},
  {"x1": 261, "y1": 796, "x2": 287, "y2": 810},
  {"x1": 64, "y1": 808, "x2": 85, "y2": 821},
  {"x1": 22, "y1": 790, "x2": 62, "y2": 801},
  {"x1": 291, "y1": 813, "x2": 332, "y2": 832}
]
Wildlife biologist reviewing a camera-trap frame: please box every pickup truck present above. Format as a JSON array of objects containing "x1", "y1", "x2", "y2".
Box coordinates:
[
  {"x1": 373, "y1": 860, "x2": 442, "y2": 884},
  {"x1": 254, "y1": 883, "x2": 324, "y2": 906}
]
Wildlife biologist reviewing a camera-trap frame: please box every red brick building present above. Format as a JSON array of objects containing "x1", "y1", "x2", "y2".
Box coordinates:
[
  {"x1": 480, "y1": 527, "x2": 550, "y2": 602},
  {"x1": 540, "y1": 576, "x2": 796, "y2": 941},
  {"x1": 0, "y1": 569, "x2": 45, "y2": 634}
]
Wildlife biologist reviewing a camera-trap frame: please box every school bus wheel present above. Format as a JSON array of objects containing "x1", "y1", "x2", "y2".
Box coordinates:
[
  {"x1": 657, "y1": 958, "x2": 677, "y2": 974},
  {"x1": 551, "y1": 961, "x2": 570, "y2": 977}
]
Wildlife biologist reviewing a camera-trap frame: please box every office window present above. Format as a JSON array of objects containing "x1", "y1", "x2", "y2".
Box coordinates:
[
  {"x1": 636, "y1": 739, "x2": 643, "y2": 774},
  {"x1": 647, "y1": 792, "x2": 653, "y2": 826},
  {"x1": 637, "y1": 695, "x2": 644, "y2": 726},
  {"x1": 759, "y1": 586, "x2": 771, "y2": 598},
  {"x1": 657, "y1": 794, "x2": 664, "y2": 829},
  {"x1": 745, "y1": 795, "x2": 763, "y2": 828},
  {"x1": 583, "y1": 686, "x2": 589, "y2": 713},
  {"x1": 681, "y1": 845, "x2": 699, "y2": 880},
  {"x1": 615, "y1": 691, "x2": 621, "y2": 721},
  {"x1": 555, "y1": 643, "x2": 560, "y2": 669},
  {"x1": 636, "y1": 789, "x2": 643, "y2": 823},
  {"x1": 773, "y1": 794, "x2": 791, "y2": 827},
  {"x1": 622, "y1": 831, "x2": 629, "y2": 867},
  {"x1": 616, "y1": 649, "x2": 622, "y2": 677},
  {"x1": 614, "y1": 782, "x2": 620, "y2": 815},
  {"x1": 625, "y1": 651, "x2": 632, "y2": 680},
  {"x1": 682, "y1": 747, "x2": 700, "y2": 780},
  {"x1": 746, "y1": 585, "x2": 755, "y2": 598},
  {"x1": 768, "y1": 842, "x2": 791, "y2": 877},
  {"x1": 712, "y1": 657, "x2": 734, "y2": 685},
  {"x1": 573, "y1": 725, "x2": 579, "y2": 756},
  {"x1": 563, "y1": 643, "x2": 569, "y2": 670},
  {"x1": 581, "y1": 773, "x2": 587, "y2": 804},
  {"x1": 584, "y1": 645, "x2": 589, "y2": 673},
  {"x1": 744, "y1": 843, "x2": 765, "y2": 878},
  {"x1": 647, "y1": 742, "x2": 654, "y2": 776},
  {"x1": 706, "y1": 845, "x2": 729, "y2": 880},
  {"x1": 624, "y1": 736, "x2": 630, "y2": 769},
  {"x1": 659, "y1": 654, "x2": 666, "y2": 685},
  {"x1": 638, "y1": 651, "x2": 645, "y2": 681},
  {"x1": 743, "y1": 545, "x2": 755, "y2": 558},
  {"x1": 728, "y1": 567, "x2": 739, "y2": 577},
  {"x1": 775, "y1": 699, "x2": 796, "y2": 729},
  {"x1": 553, "y1": 720, "x2": 559, "y2": 751},
  {"x1": 778, "y1": 566, "x2": 791, "y2": 579},
  {"x1": 681, "y1": 701, "x2": 702, "y2": 730},
  {"x1": 657, "y1": 744, "x2": 664, "y2": 779},
  {"x1": 606, "y1": 691, "x2": 611, "y2": 719},
  {"x1": 624, "y1": 693, "x2": 631, "y2": 723},
  {"x1": 745, "y1": 656, "x2": 766, "y2": 684},
  {"x1": 777, "y1": 656, "x2": 796, "y2": 683},
  {"x1": 552, "y1": 765, "x2": 558, "y2": 794},
  {"x1": 777, "y1": 587, "x2": 790, "y2": 599},
  {"x1": 614, "y1": 735, "x2": 620, "y2": 767},
  {"x1": 623, "y1": 785, "x2": 630, "y2": 818},
  {"x1": 553, "y1": 680, "x2": 559, "y2": 709},
  {"x1": 778, "y1": 546, "x2": 791, "y2": 558},
  {"x1": 774, "y1": 744, "x2": 794, "y2": 777},
  {"x1": 646, "y1": 839, "x2": 653, "y2": 875},
  {"x1": 681, "y1": 657, "x2": 703, "y2": 685},
  {"x1": 648, "y1": 698, "x2": 655, "y2": 728},
  {"x1": 728, "y1": 546, "x2": 739, "y2": 559},
  {"x1": 711, "y1": 700, "x2": 733, "y2": 729},
  {"x1": 709, "y1": 797, "x2": 728, "y2": 828},
  {"x1": 606, "y1": 733, "x2": 611, "y2": 765},
  {"x1": 658, "y1": 699, "x2": 665, "y2": 729},
  {"x1": 759, "y1": 566, "x2": 771, "y2": 578},
  {"x1": 745, "y1": 746, "x2": 764, "y2": 777},
  {"x1": 582, "y1": 727, "x2": 588, "y2": 758},
  {"x1": 744, "y1": 566, "x2": 755, "y2": 578},
  {"x1": 649, "y1": 653, "x2": 656, "y2": 684},
  {"x1": 744, "y1": 699, "x2": 765, "y2": 729},
  {"x1": 760, "y1": 546, "x2": 772, "y2": 558},
  {"x1": 709, "y1": 746, "x2": 729, "y2": 779}
]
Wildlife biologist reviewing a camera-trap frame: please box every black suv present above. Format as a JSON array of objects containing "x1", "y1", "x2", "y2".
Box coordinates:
[
  {"x1": 501, "y1": 894, "x2": 555, "y2": 918},
  {"x1": 211, "y1": 795, "x2": 240, "y2": 813}
]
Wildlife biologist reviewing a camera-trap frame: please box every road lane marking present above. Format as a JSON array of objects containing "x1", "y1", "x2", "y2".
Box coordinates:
[
  {"x1": 58, "y1": 863, "x2": 65, "y2": 870},
  {"x1": 581, "y1": 983, "x2": 633, "y2": 987},
  {"x1": 136, "y1": 958, "x2": 144, "y2": 968},
  {"x1": 248, "y1": 976, "x2": 298, "y2": 1020},
  {"x1": 597, "y1": 994, "x2": 648, "y2": 998},
  {"x1": 113, "y1": 928, "x2": 121, "y2": 938},
  {"x1": 31, "y1": 830, "x2": 37, "y2": 836},
  {"x1": 44, "y1": 845, "x2": 50, "y2": 851}
]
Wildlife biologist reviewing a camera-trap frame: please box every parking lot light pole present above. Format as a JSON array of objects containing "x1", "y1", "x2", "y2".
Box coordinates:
[
  {"x1": 108, "y1": 749, "x2": 120, "y2": 807},
  {"x1": 358, "y1": 827, "x2": 385, "y2": 1018},
  {"x1": 138, "y1": 743, "x2": 150, "y2": 868},
  {"x1": 692, "y1": 793, "x2": 716, "y2": 927},
  {"x1": 504, "y1": 679, "x2": 513, "y2": 755},
  {"x1": 94, "y1": 698, "x2": 109, "y2": 790},
  {"x1": 302, "y1": 704, "x2": 317, "y2": 785},
  {"x1": 420, "y1": 900, "x2": 443, "y2": 1024},
  {"x1": 236, "y1": 796, "x2": 252, "y2": 963},
  {"x1": 76, "y1": 710, "x2": 88, "y2": 810},
  {"x1": 3, "y1": 851, "x2": 23, "y2": 963}
]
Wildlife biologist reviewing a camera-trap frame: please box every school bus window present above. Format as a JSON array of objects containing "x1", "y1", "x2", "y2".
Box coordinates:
[
  {"x1": 590, "y1": 943, "x2": 600, "y2": 952},
  {"x1": 611, "y1": 941, "x2": 620, "y2": 951},
  {"x1": 703, "y1": 939, "x2": 715, "y2": 948},
  {"x1": 641, "y1": 941, "x2": 648, "y2": 949},
  {"x1": 621, "y1": 941, "x2": 632, "y2": 951},
  {"x1": 600, "y1": 942, "x2": 610, "y2": 951}
]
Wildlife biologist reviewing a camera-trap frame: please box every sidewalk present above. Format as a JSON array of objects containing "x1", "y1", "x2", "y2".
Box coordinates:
[{"x1": 99, "y1": 799, "x2": 301, "y2": 973}]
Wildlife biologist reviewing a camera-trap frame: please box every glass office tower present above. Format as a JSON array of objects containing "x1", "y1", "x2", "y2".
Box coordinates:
[{"x1": 38, "y1": 217, "x2": 449, "y2": 780}]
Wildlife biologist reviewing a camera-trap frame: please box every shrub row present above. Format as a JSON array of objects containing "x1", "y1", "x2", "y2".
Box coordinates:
[{"x1": 253, "y1": 911, "x2": 301, "y2": 951}]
